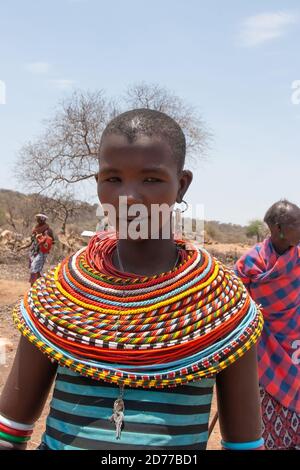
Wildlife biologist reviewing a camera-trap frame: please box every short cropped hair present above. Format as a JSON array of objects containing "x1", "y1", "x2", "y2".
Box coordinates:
[
  {"x1": 264, "y1": 199, "x2": 300, "y2": 227},
  {"x1": 100, "y1": 108, "x2": 186, "y2": 171}
]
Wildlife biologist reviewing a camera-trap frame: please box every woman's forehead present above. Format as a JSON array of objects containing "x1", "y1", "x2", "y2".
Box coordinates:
[
  {"x1": 101, "y1": 133, "x2": 170, "y2": 150},
  {"x1": 99, "y1": 134, "x2": 175, "y2": 167}
]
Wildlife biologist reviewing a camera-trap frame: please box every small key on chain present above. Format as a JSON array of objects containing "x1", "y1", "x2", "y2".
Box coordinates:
[{"x1": 110, "y1": 386, "x2": 125, "y2": 440}]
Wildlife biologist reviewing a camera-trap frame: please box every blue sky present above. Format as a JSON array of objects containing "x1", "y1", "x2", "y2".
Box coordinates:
[{"x1": 0, "y1": 0, "x2": 299, "y2": 225}]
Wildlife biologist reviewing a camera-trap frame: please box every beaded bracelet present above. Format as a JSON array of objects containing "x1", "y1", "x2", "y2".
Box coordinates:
[
  {"x1": 0, "y1": 438, "x2": 27, "y2": 450},
  {"x1": 0, "y1": 413, "x2": 34, "y2": 446},
  {"x1": 221, "y1": 438, "x2": 265, "y2": 450}
]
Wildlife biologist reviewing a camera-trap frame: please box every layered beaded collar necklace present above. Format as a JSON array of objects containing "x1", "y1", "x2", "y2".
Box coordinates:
[
  {"x1": 14, "y1": 231, "x2": 262, "y2": 388},
  {"x1": 14, "y1": 231, "x2": 263, "y2": 438}
]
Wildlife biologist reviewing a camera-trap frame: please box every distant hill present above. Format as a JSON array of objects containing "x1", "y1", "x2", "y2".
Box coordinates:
[
  {"x1": 0, "y1": 188, "x2": 255, "y2": 244},
  {"x1": 205, "y1": 220, "x2": 252, "y2": 244}
]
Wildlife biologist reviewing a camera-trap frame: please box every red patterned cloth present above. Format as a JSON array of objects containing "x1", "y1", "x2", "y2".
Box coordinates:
[
  {"x1": 235, "y1": 238, "x2": 300, "y2": 413},
  {"x1": 260, "y1": 387, "x2": 300, "y2": 450}
]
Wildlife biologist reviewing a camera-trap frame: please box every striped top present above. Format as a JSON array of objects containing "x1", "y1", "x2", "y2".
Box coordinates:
[{"x1": 42, "y1": 366, "x2": 215, "y2": 450}]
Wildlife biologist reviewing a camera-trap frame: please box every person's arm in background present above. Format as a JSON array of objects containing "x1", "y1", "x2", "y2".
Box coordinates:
[
  {"x1": 0, "y1": 335, "x2": 58, "y2": 449},
  {"x1": 216, "y1": 344, "x2": 264, "y2": 450},
  {"x1": 47, "y1": 227, "x2": 55, "y2": 243}
]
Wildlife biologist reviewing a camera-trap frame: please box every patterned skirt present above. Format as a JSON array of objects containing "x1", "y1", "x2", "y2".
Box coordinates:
[
  {"x1": 29, "y1": 252, "x2": 47, "y2": 274},
  {"x1": 260, "y1": 387, "x2": 300, "y2": 450}
]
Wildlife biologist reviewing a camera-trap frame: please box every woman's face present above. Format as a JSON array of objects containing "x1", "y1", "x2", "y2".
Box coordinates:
[
  {"x1": 272, "y1": 213, "x2": 300, "y2": 250},
  {"x1": 96, "y1": 133, "x2": 192, "y2": 239},
  {"x1": 36, "y1": 216, "x2": 45, "y2": 225},
  {"x1": 279, "y1": 220, "x2": 300, "y2": 247}
]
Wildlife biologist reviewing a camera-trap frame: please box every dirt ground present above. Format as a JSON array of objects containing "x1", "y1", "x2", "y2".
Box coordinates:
[{"x1": 0, "y1": 260, "x2": 222, "y2": 450}]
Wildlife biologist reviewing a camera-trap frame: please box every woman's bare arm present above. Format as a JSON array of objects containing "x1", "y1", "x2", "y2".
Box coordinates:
[
  {"x1": 216, "y1": 345, "x2": 262, "y2": 444},
  {"x1": 0, "y1": 335, "x2": 57, "y2": 424}
]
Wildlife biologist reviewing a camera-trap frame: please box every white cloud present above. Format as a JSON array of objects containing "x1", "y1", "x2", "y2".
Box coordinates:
[
  {"x1": 49, "y1": 79, "x2": 75, "y2": 90},
  {"x1": 26, "y1": 61, "x2": 50, "y2": 74},
  {"x1": 239, "y1": 12, "x2": 297, "y2": 47}
]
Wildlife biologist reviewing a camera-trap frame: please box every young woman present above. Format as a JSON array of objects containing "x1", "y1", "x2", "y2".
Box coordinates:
[{"x1": 0, "y1": 109, "x2": 264, "y2": 450}]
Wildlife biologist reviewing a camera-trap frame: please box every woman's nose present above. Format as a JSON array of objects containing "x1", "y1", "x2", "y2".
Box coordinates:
[
  {"x1": 119, "y1": 187, "x2": 144, "y2": 206},
  {"x1": 118, "y1": 192, "x2": 147, "y2": 219},
  {"x1": 126, "y1": 194, "x2": 144, "y2": 206}
]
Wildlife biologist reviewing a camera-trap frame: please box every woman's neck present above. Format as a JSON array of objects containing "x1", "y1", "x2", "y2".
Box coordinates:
[
  {"x1": 114, "y1": 238, "x2": 179, "y2": 276},
  {"x1": 270, "y1": 237, "x2": 290, "y2": 256}
]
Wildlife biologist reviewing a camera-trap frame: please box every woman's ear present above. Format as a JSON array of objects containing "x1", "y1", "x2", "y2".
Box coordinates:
[
  {"x1": 274, "y1": 223, "x2": 281, "y2": 235},
  {"x1": 176, "y1": 170, "x2": 193, "y2": 202},
  {"x1": 277, "y1": 224, "x2": 286, "y2": 239},
  {"x1": 272, "y1": 223, "x2": 283, "y2": 240}
]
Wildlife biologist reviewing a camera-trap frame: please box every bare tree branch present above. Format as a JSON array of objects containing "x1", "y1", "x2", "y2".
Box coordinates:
[
  {"x1": 41, "y1": 191, "x2": 82, "y2": 234},
  {"x1": 16, "y1": 84, "x2": 210, "y2": 197},
  {"x1": 16, "y1": 90, "x2": 119, "y2": 196},
  {"x1": 125, "y1": 82, "x2": 211, "y2": 166}
]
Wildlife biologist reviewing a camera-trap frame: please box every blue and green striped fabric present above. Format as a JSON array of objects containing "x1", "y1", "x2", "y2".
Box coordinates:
[{"x1": 42, "y1": 366, "x2": 215, "y2": 450}]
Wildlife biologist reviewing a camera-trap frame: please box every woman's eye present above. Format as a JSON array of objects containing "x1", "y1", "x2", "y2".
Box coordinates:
[
  {"x1": 144, "y1": 177, "x2": 162, "y2": 183},
  {"x1": 105, "y1": 177, "x2": 121, "y2": 182}
]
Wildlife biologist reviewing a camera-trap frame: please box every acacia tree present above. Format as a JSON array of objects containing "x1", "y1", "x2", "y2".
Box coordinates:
[
  {"x1": 16, "y1": 90, "x2": 119, "y2": 196},
  {"x1": 16, "y1": 83, "x2": 209, "y2": 198},
  {"x1": 246, "y1": 219, "x2": 268, "y2": 243},
  {"x1": 42, "y1": 192, "x2": 82, "y2": 234},
  {"x1": 125, "y1": 83, "x2": 210, "y2": 163}
]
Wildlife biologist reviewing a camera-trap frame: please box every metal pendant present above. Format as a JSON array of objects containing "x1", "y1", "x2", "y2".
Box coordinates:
[{"x1": 110, "y1": 386, "x2": 125, "y2": 440}]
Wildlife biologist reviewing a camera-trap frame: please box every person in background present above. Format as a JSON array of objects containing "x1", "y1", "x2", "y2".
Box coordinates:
[
  {"x1": 235, "y1": 199, "x2": 300, "y2": 450},
  {"x1": 25, "y1": 214, "x2": 55, "y2": 285}
]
